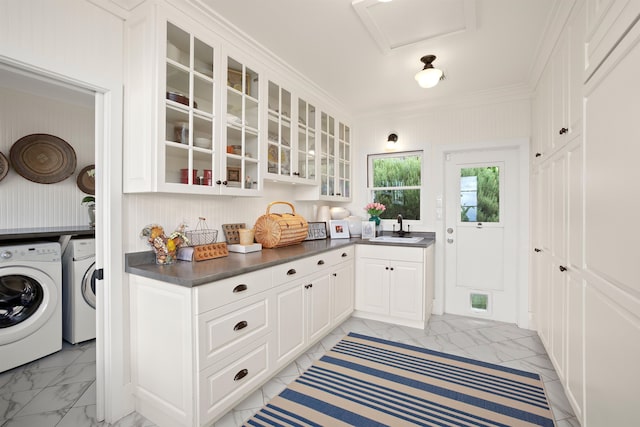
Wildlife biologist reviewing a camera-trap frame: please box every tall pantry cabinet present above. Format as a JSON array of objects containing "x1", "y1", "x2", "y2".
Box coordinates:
[{"x1": 532, "y1": 0, "x2": 640, "y2": 425}]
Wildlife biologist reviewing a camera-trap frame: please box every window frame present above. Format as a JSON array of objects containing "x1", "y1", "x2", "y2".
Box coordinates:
[{"x1": 367, "y1": 150, "x2": 424, "y2": 223}]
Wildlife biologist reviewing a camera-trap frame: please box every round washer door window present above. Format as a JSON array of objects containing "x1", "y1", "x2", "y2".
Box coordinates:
[
  {"x1": 0, "y1": 267, "x2": 58, "y2": 345},
  {"x1": 82, "y1": 262, "x2": 96, "y2": 309}
]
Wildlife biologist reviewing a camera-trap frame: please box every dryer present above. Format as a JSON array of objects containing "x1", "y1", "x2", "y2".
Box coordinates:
[
  {"x1": 62, "y1": 238, "x2": 96, "y2": 344},
  {"x1": 0, "y1": 242, "x2": 62, "y2": 373}
]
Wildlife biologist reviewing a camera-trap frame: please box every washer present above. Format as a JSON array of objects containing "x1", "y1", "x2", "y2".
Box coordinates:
[
  {"x1": 62, "y1": 238, "x2": 96, "y2": 344},
  {"x1": 0, "y1": 242, "x2": 62, "y2": 373}
]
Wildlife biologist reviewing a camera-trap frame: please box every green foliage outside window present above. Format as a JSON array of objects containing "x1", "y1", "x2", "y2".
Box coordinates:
[
  {"x1": 369, "y1": 154, "x2": 422, "y2": 220},
  {"x1": 460, "y1": 166, "x2": 500, "y2": 222}
]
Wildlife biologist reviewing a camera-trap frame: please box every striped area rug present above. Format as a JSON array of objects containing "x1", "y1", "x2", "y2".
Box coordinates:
[{"x1": 245, "y1": 333, "x2": 555, "y2": 427}]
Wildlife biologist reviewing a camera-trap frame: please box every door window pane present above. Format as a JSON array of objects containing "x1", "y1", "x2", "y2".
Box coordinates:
[{"x1": 460, "y1": 166, "x2": 500, "y2": 222}]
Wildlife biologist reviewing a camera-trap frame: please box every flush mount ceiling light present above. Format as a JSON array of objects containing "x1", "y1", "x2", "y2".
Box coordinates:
[{"x1": 415, "y1": 55, "x2": 444, "y2": 88}]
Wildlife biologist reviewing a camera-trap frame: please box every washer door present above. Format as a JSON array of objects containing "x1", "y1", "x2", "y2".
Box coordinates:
[
  {"x1": 82, "y1": 262, "x2": 96, "y2": 309},
  {"x1": 0, "y1": 266, "x2": 58, "y2": 345}
]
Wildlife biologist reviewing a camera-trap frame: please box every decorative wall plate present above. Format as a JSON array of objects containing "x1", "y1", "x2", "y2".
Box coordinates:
[
  {"x1": 0, "y1": 152, "x2": 9, "y2": 183},
  {"x1": 77, "y1": 164, "x2": 95, "y2": 195},
  {"x1": 10, "y1": 134, "x2": 76, "y2": 184}
]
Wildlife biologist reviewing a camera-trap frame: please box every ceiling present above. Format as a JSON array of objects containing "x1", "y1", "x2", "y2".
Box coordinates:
[{"x1": 201, "y1": 0, "x2": 558, "y2": 115}]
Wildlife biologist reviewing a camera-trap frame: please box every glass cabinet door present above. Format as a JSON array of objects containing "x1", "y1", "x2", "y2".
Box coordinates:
[
  {"x1": 226, "y1": 56, "x2": 260, "y2": 190},
  {"x1": 164, "y1": 22, "x2": 215, "y2": 188},
  {"x1": 297, "y1": 98, "x2": 316, "y2": 181},
  {"x1": 267, "y1": 81, "x2": 292, "y2": 177},
  {"x1": 337, "y1": 122, "x2": 351, "y2": 198},
  {"x1": 320, "y1": 112, "x2": 336, "y2": 197}
]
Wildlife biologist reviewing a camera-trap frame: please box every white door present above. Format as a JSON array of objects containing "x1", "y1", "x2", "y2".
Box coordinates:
[{"x1": 444, "y1": 148, "x2": 519, "y2": 322}]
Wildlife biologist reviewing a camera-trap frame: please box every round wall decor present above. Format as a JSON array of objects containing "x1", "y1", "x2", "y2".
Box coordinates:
[
  {"x1": 76, "y1": 164, "x2": 95, "y2": 195},
  {"x1": 0, "y1": 151, "x2": 9, "y2": 183},
  {"x1": 10, "y1": 134, "x2": 77, "y2": 184}
]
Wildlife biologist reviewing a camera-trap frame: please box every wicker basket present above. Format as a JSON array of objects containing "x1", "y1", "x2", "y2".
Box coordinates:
[
  {"x1": 254, "y1": 201, "x2": 308, "y2": 248},
  {"x1": 186, "y1": 217, "x2": 218, "y2": 246}
]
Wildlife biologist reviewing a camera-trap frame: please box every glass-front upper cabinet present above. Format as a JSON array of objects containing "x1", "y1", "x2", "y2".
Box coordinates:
[
  {"x1": 337, "y1": 122, "x2": 351, "y2": 199},
  {"x1": 225, "y1": 56, "x2": 260, "y2": 192},
  {"x1": 164, "y1": 22, "x2": 216, "y2": 189},
  {"x1": 266, "y1": 81, "x2": 292, "y2": 177},
  {"x1": 320, "y1": 112, "x2": 336, "y2": 197},
  {"x1": 297, "y1": 98, "x2": 317, "y2": 182}
]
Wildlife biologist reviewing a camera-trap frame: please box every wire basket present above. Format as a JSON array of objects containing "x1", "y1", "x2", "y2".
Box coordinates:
[{"x1": 186, "y1": 217, "x2": 218, "y2": 246}]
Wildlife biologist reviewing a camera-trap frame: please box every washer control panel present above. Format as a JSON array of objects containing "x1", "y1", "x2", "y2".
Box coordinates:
[{"x1": 0, "y1": 242, "x2": 61, "y2": 263}]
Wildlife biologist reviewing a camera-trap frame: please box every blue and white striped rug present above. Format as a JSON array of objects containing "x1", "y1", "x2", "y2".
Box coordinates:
[{"x1": 245, "y1": 333, "x2": 555, "y2": 426}]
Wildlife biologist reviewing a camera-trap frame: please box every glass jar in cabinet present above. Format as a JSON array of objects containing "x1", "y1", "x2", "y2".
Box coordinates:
[
  {"x1": 223, "y1": 56, "x2": 260, "y2": 192},
  {"x1": 164, "y1": 22, "x2": 216, "y2": 190}
]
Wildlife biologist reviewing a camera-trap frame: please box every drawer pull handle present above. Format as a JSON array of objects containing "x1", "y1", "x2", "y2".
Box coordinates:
[
  {"x1": 304, "y1": 283, "x2": 313, "y2": 289},
  {"x1": 287, "y1": 268, "x2": 297, "y2": 276},
  {"x1": 559, "y1": 265, "x2": 567, "y2": 272},
  {"x1": 233, "y1": 284, "x2": 248, "y2": 293},
  {"x1": 341, "y1": 252, "x2": 348, "y2": 257},
  {"x1": 317, "y1": 260, "x2": 325, "y2": 265},
  {"x1": 233, "y1": 320, "x2": 248, "y2": 331},
  {"x1": 234, "y1": 368, "x2": 249, "y2": 382}
]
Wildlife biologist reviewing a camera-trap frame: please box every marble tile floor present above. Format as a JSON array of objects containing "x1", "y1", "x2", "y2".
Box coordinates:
[{"x1": 0, "y1": 314, "x2": 579, "y2": 426}]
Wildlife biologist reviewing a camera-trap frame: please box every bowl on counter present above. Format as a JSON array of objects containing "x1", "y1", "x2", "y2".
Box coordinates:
[{"x1": 330, "y1": 207, "x2": 350, "y2": 220}]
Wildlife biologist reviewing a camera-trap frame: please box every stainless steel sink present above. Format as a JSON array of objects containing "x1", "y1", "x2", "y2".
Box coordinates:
[{"x1": 368, "y1": 236, "x2": 424, "y2": 244}]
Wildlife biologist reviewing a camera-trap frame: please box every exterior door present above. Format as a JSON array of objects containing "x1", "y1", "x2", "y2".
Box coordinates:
[{"x1": 444, "y1": 148, "x2": 519, "y2": 322}]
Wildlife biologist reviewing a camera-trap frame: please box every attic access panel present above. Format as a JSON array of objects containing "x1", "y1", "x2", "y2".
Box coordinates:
[{"x1": 352, "y1": 0, "x2": 476, "y2": 53}]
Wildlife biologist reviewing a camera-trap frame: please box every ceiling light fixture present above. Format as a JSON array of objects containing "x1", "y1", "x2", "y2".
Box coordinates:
[
  {"x1": 386, "y1": 133, "x2": 398, "y2": 149},
  {"x1": 415, "y1": 55, "x2": 443, "y2": 88}
]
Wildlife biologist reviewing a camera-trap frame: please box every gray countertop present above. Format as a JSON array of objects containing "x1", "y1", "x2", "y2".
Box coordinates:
[
  {"x1": 0, "y1": 226, "x2": 95, "y2": 242},
  {"x1": 125, "y1": 232, "x2": 435, "y2": 287}
]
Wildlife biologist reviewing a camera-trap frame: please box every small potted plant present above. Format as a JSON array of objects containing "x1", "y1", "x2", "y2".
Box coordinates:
[{"x1": 81, "y1": 196, "x2": 96, "y2": 227}]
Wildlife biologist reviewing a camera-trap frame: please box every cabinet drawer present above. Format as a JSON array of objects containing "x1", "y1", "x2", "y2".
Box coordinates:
[
  {"x1": 198, "y1": 294, "x2": 269, "y2": 367},
  {"x1": 325, "y1": 246, "x2": 354, "y2": 265},
  {"x1": 357, "y1": 244, "x2": 424, "y2": 262},
  {"x1": 199, "y1": 339, "x2": 269, "y2": 422},
  {"x1": 195, "y1": 269, "x2": 271, "y2": 313},
  {"x1": 272, "y1": 256, "x2": 318, "y2": 285}
]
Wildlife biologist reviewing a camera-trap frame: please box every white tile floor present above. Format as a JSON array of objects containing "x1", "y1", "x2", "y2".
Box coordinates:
[{"x1": 0, "y1": 314, "x2": 579, "y2": 426}]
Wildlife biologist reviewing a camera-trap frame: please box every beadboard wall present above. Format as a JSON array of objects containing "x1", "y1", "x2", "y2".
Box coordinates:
[
  {"x1": 123, "y1": 183, "x2": 320, "y2": 252},
  {"x1": 0, "y1": 86, "x2": 95, "y2": 229},
  {"x1": 351, "y1": 93, "x2": 532, "y2": 230}
]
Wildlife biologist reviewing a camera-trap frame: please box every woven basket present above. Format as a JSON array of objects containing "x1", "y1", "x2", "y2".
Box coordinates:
[
  {"x1": 185, "y1": 217, "x2": 218, "y2": 246},
  {"x1": 254, "y1": 201, "x2": 308, "y2": 248}
]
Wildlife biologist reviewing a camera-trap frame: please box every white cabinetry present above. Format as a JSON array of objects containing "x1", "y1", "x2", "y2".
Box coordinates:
[
  {"x1": 223, "y1": 55, "x2": 261, "y2": 193},
  {"x1": 296, "y1": 111, "x2": 351, "y2": 201},
  {"x1": 124, "y1": 2, "x2": 262, "y2": 195},
  {"x1": 130, "y1": 246, "x2": 354, "y2": 426},
  {"x1": 273, "y1": 247, "x2": 354, "y2": 369},
  {"x1": 354, "y1": 244, "x2": 433, "y2": 329},
  {"x1": 265, "y1": 81, "x2": 318, "y2": 184},
  {"x1": 534, "y1": 1, "x2": 585, "y2": 163}
]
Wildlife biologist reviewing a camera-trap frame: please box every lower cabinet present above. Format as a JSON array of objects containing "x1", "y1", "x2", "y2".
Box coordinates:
[
  {"x1": 354, "y1": 244, "x2": 434, "y2": 328},
  {"x1": 129, "y1": 247, "x2": 354, "y2": 427}
]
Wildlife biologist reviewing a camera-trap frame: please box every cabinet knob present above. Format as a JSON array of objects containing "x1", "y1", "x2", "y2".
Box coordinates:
[
  {"x1": 233, "y1": 369, "x2": 248, "y2": 381},
  {"x1": 293, "y1": 172, "x2": 300, "y2": 176},
  {"x1": 232, "y1": 284, "x2": 248, "y2": 293},
  {"x1": 216, "y1": 180, "x2": 222, "y2": 185},
  {"x1": 534, "y1": 248, "x2": 542, "y2": 253},
  {"x1": 317, "y1": 260, "x2": 325, "y2": 265},
  {"x1": 287, "y1": 268, "x2": 297, "y2": 276},
  {"x1": 390, "y1": 267, "x2": 394, "y2": 271},
  {"x1": 233, "y1": 320, "x2": 248, "y2": 331},
  {"x1": 535, "y1": 153, "x2": 542, "y2": 158},
  {"x1": 223, "y1": 180, "x2": 228, "y2": 186},
  {"x1": 385, "y1": 267, "x2": 389, "y2": 270},
  {"x1": 559, "y1": 265, "x2": 567, "y2": 272},
  {"x1": 559, "y1": 127, "x2": 568, "y2": 135},
  {"x1": 341, "y1": 252, "x2": 348, "y2": 258},
  {"x1": 332, "y1": 273, "x2": 337, "y2": 277},
  {"x1": 304, "y1": 283, "x2": 313, "y2": 289}
]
